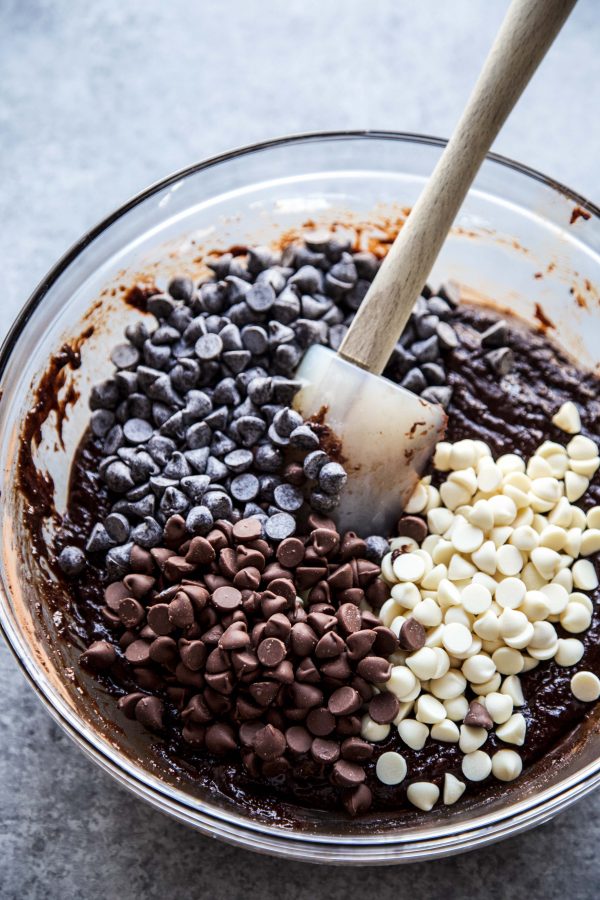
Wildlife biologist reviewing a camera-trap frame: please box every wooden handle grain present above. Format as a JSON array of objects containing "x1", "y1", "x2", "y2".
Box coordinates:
[{"x1": 339, "y1": 0, "x2": 577, "y2": 375}]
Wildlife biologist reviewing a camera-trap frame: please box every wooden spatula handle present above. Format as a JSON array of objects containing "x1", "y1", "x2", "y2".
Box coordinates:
[{"x1": 339, "y1": 0, "x2": 577, "y2": 375}]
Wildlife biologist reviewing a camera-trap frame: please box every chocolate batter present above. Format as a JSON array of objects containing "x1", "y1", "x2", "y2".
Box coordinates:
[{"x1": 53, "y1": 300, "x2": 600, "y2": 816}]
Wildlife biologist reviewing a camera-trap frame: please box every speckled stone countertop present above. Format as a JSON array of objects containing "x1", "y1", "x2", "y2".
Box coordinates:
[{"x1": 1, "y1": 1, "x2": 599, "y2": 896}]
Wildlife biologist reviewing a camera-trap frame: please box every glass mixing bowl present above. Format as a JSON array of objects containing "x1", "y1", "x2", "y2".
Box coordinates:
[{"x1": 1, "y1": 132, "x2": 599, "y2": 864}]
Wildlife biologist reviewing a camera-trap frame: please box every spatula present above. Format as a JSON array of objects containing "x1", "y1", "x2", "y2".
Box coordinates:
[{"x1": 294, "y1": 0, "x2": 576, "y2": 536}]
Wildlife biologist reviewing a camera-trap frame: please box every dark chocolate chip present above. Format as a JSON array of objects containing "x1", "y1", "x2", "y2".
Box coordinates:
[
  {"x1": 306, "y1": 707, "x2": 336, "y2": 737},
  {"x1": 369, "y1": 691, "x2": 400, "y2": 724},
  {"x1": 254, "y1": 724, "x2": 286, "y2": 761},
  {"x1": 212, "y1": 585, "x2": 243, "y2": 611},
  {"x1": 80, "y1": 640, "x2": 116, "y2": 670},
  {"x1": 310, "y1": 737, "x2": 340, "y2": 765},
  {"x1": 356, "y1": 656, "x2": 392, "y2": 684},
  {"x1": 464, "y1": 700, "x2": 493, "y2": 729},
  {"x1": 332, "y1": 760, "x2": 366, "y2": 788},
  {"x1": 135, "y1": 696, "x2": 164, "y2": 732},
  {"x1": 396, "y1": 515, "x2": 427, "y2": 543},
  {"x1": 328, "y1": 686, "x2": 362, "y2": 717},
  {"x1": 399, "y1": 617, "x2": 426, "y2": 652},
  {"x1": 257, "y1": 637, "x2": 286, "y2": 667}
]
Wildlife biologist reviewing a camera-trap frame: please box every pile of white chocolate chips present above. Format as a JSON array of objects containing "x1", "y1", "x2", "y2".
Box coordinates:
[{"x1": 364, "y1": 400, "x2": 600, "y2": 812}]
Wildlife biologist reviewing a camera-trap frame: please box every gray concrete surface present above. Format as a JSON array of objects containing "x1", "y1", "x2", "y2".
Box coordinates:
[{"x1": 1, "y1": 1, "x2": 599, "y2": 897}]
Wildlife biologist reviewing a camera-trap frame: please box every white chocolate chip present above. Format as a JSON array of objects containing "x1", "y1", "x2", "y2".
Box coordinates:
[
  {"x1": 570, "y1": 457, "x2": 600, "y2": 478},
  {"x1": 566, "y1": 434, "x2": 598, "y2": 461},
  {"x1": 531, "y1": 476, "x2": 563, "y2": 506},
  {"x1": 444, "y1": 606, "x2": 472, "y2": 628},
  {"x1": 520, "y1": 655, "x2": 539, "y2": 673},
  {"x1": 448, "y1": 554, "x2": 476, "y2": 581},
  {"x1": 375, "y1": 751, "x2": 407, "y2": 785},
  {"x1": 497, "y1": 453, "x2": 525, "y2": 475},
  {"x1": 527, "y1": 455, "x2": 553, "y2": 479},
  {"x1": 469, "y1": 500, "x2": 494, "y2": 532},
  {"x1": 522, "y1": 562, "x2": 546, "y2": 591},
  {"x1": 570, "y1": 591, "x2": 593, "y2": 611},
  {"x1": 491, "y1": 526, "x2": 513, "y2": 548},
  {"x1": 444, "y1": 695, "x2": 470, "y2": 721},
  {"x1": 580, "y1": 529, "x2": 600, "y2": 556},
  {"x1": 440, "y1": 481, "x2": 472, "y2": 511},
  {"x1": 406, "y1": 781, "x2": 440, "y2": 812},
  {"x1": 471, "y1": 540, "x2": 497, "y2": 575},
  {"x1": 416, "y1": 694, "x2": 446, "y2": 725},
  {"x1": 509, "y1": 525, "x2": 539, "y2": 552},
  {"x1": 539, "y1": 583, "x2": 569, "y2": 615},
  {"x1": 495, "y1": 712, "x2": 526, "y2": 746},
  {"x1": 428, "y1": 507, "x2": 454, "y2": 535},
  {"x1": 393, "y1": 553, "x2": 426, "y2": 583},
  {"x1": 393, "y1": 701, "x2": 415, "y2": 725},
  {"x1": 565, "y1": 471, "x2": 589, "y2": 502},
  {"x1": 495, "y1": 578, "x2": 525, "y2": 610},
  {"x1": 492, "y1": 647, "x2": 524, "y2": 675},
  {"x1": 499, "y1": 608, "x2": 528, "y2": 639},
  {"x1": 555, "y1": 638, "x2": 585, "y2": 667},
  {"x1": 528, "y1": 620, "x2": 557, "y2": 650},
  {"x1": 505, "y1": 624, "x2": 535, "y2": 651},
  {"x1": 404, "y1": 482, "x2": 429, "y2": 513},
  {"x1": 462, "y1": 654, "x2": 496, "y2": 684},
  {"x1": 462, "y1": 750, "x2": 492, "y2": 781},
  {"x1": 406, "y1": 647, "x2": 439, "y2": 681},
  {"x1": 571, "y1": 671, "x2": 600, "y2": 702},
  {"x1": 430, "y1": 669, "x2": 467, "y2": 700},
  {"x1": 572, "y1": 559, "x2": 599, "y2": 591},
  {"x1": 434, "y1": 442, "x2": 452, "y2": 471},
  {"x1": 539, "y1": 524, "x2": 567, "y2": 551},
  {"x1": 391, "y1": 582, "x2": 421, "y2": 609},
  {"x1": 492, "y1": 749, "x2": 523, "y2": 781},
  {"x1": 484, "y1": 691, "x2": 513, "y2": 724},
  {"x1": 459, "y1": 724, "x2": 488, "y2": 754},
  {"x1": 530, "y1": 547, "x2": 561, "y2": 579},
  {"x1": 565, "y1": 526, "x2": 583, "y2": 558},
  {"x1": 432, "y1": 647, "x2": 451, "y2": 678},
  {"x1": 389, "y1": 536, "x2": 418, "y2": 553},
  {"x1": 560, "y1": 602, "x2": 592, "y2": 634},
  {"x1": 552, "y1": 401, "x2": 581, "y2": 434},
  {"x1": 553, "y1": 568, "x2": 574, "y2": 592},
  {"x1": 476, "y1": 672, "x2": 502, "y2": 695},
  {"x1": 378, "y1": 598, "x2": 402, "y2": 627},
  {"x1": 489, "y1": 495, "x2": 517, "y2": 526},
  {"x1": 442, "y1": 622, "x2": 473, "y2": 655},
  {"x1": 431, "y1": 718, "x2": 460, "y2": 743},
  {"x1": 473, "y1": 610, "x2": 501, "y2": 641},
  {"x1": 452, "y1": 520, "x2": 484, "y2": 554},
  {"x1": 387, "y1": 665, "x2": 419, "y2": 700},
  {"x1": 397, "y1": 719, "x2": 429, "y2": 751},
  {"x1": 421, "y1": 564, "x2": 448, "y2": 591},
  {"x1": 380, "y1": 553, "x2": 395, "y2": 583},
  {"x1": 571, "y1": 506, "x2": 588, "y2": 529},
  {"x1": 361, "y1": 715, "x2": 391, "y2": 743},
  {"x1": 413, "y1": 597, "x2": 443, "y2": 627},
  {"x1": 443, "y1": 772, "x2": 466, "y2": 805},
  {"x1": 461, "y1": 584, "x2": 492, "y2": 615},
  {"x1": 501, "y1": 675, "x2": 525, "y2": 706},
  {"x1": 478, "y1": 460, "x2": 503, "y2": 493},
  {"x1": 587, "y1": 506, "x2": 600, "y2": 529}
]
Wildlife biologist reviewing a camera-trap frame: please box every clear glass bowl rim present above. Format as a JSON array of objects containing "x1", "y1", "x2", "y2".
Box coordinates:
[{"x1": 1, "y1": 130, "x2": 600, "y2": 863}]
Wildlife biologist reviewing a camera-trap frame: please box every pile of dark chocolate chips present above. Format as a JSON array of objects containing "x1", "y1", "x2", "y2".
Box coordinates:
[
  {"x1": 83, "y1": 513, "x2": 397, "y2": 816},
  {"x1": 56, "y1": 232, "x2": 516, "y2": 815},
  {"x1": 58, "y1": 236, "x2": 466, "y2": 580}
]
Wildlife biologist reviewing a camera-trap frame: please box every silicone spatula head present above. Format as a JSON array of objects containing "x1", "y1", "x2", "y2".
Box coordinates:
[{"x1": 294, "y1": 345, "x2": 446, "y2": 536}]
